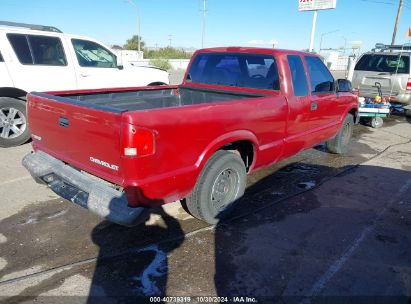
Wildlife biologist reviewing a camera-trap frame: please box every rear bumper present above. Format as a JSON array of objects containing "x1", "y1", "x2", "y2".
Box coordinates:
[{"x1": 22, "y1": 151, "x2": 145, "y2": 226}]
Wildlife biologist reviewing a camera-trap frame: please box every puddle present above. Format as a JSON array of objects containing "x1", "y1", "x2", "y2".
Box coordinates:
[
  {"x1": 132, "y1": 245, "x2": 167, "y2": 295},
  {"x1": 297, "y1": 181, "x2": 316, "y2": 190}
]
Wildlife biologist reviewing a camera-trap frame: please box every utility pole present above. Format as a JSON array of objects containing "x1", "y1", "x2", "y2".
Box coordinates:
[
  {"x1": 201, "y1": 0, "x2": 207, "y2": 48},
  {"x1": 126, "y1": 0, "x2": 141, "y2": 52},
  {"x1": 391, "y1": 0, "x2": 403, "y2": 45},
  {"x1": 168, "y1": 35, "x2": 173, "y2": 47}
]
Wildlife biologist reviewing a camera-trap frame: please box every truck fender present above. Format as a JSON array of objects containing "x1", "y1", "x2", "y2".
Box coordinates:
[
  {"x1": 344, "y1": 106, "x2": 359, "y2": 124},
  {"x1": 195, "y1": 130, "x2": 259, "y2": 172}
]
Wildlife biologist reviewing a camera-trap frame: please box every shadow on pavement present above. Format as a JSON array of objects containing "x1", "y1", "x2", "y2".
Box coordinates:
[
  {"x1": 87, "y1": 206, "x2": 184, "y2": 303},
  {"x1": 214, "y1": 163, "x2": 411, "y2": 301}
]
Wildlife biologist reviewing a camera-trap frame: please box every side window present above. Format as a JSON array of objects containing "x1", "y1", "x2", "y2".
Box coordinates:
[
  {"x1": 28, "y1": 35, "x2": 67, "y2": 66},
  {"x1": 7, "y1": 34, "x2": 33, "y2": 64},
  {"x1": 287, "y1": 55, "x2": 308, "y2": 96},
  {"x1": 305, "y1": 56, "x2": 335, "y2": 94},
  {"x1": 72, "y1": 39, "x2": 117, "y2": 68},
  {"x1": 7, "y1": 34, "x2": 66, "y2": 66},
  {"x1": 0, "y1": 51, "x2": 4, "y2": 62}
]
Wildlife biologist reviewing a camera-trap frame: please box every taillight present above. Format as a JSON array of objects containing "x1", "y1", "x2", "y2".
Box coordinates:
[
  {"x1": 406, "y1": 79, "x2": 411, "y2": 90},
  {"x1": 121, "y1": 123, "x2": 155, "y2": 157}
]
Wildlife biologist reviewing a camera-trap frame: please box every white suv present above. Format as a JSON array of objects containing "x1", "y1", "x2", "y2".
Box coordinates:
[{"x1": 0, "y1": 21, "x2": 169, "y2": 148}]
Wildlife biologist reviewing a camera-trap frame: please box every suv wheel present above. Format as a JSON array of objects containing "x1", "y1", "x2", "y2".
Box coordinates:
[
  {"x1": 0, "y1": 97, "x2": 30, "y2": 148},
  {"x1": 185, "y1": 150, "x2": 246, "y2": 224}
]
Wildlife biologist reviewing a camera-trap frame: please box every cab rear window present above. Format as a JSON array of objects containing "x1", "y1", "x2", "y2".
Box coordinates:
[
  {"x1": 186, "y1": 52, "x2": 280, "y2": 90},
  {"x1": 355, "y1": 54, "x2": 410, "y2": 74}
]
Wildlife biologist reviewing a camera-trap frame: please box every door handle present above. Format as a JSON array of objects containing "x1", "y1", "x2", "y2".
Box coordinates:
[
  {"x1": 80, "y1": 74, "x2": 90, "y2": 77},
  {"x1": 311, "y1": 102, "x2": 318, "y2": 111}
]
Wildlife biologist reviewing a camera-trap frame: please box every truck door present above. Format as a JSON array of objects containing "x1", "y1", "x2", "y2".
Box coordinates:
[
  {"x1": 5, "y1": 33, "x2": 77, "y2": 92},
  {"x1": 283, "y1": 54, "x2": 316, "y2": 155},
  {"x1": 304, "y1": 56, "x2": 344, "y2": 133}
]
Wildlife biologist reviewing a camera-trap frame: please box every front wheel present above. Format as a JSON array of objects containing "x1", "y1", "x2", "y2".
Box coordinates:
[
  {"x1": 326, "y1": 113, "x2": 354, "y2": 154},
  {"x1": 185, "y1": 150, "x2": 246, "y2": 224},
  {"x1": 0, "y1": 97, "x2": 30, "y2": 148}
]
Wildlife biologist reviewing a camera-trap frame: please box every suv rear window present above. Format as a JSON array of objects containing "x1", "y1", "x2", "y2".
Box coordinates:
[
  {"x1": 187, "y1": 52, "x2": 280, "y2": 90},
  {"x1": 355, "y1": 54, "x2": 410, "y2": 74},
  {"x1": 7, "y1": 34, "x2": 67, "y2": 66}
]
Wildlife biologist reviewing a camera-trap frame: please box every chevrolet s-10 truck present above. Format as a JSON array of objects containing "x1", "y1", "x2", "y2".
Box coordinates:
[{"x1": 23, "y1": 47, "x2": 358, "y2": 226}]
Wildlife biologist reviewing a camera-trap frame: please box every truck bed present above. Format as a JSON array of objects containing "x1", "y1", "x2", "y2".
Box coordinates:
[{"x1": 55, "y1": 86, "x2": 261, "y2": 112}]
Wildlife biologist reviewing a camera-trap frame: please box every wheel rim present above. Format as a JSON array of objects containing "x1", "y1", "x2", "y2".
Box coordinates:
[
  {"x1": 0, "y1": 107, "x2": 27, "y2": 139},
  {"x1": 211, "y1": 168, "x2": 241, "y2": 211},
  {"x1": 341, "y1": 120, "x2": 352, "y2": 146},
  {"x1": 374, "y1": 118, "x2": 382, "y2": 128}
]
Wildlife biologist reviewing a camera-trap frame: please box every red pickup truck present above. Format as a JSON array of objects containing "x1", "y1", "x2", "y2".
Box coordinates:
[{"x1": 23, "y1": 47, "x2": 358, "y2": 226}]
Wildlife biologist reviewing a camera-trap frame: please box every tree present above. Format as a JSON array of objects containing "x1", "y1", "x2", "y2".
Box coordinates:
[{"x1": 123, "y1": 35, "x2": 145, "y2": 51}]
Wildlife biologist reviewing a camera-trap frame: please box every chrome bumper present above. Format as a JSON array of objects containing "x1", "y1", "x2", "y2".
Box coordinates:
[{"x1": 22, "y1": 151, "x2": 145, "y2": 226}]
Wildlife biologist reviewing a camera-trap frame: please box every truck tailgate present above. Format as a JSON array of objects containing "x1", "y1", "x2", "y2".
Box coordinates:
[{"x1": 27, "y1": 92, "x2": 125, "y2": 184}]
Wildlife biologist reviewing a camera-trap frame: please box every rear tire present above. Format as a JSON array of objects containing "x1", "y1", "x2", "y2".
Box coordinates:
[
  {"x1": 405, "y1": 109, "x2": 411, "y2": 118},
  {"x1": 0, "y1": 97, "x2": 30, "y2": 148},
  {"x1": 186, "y1": 150, "x2": 246, "y2": 224},
  {"x1": 326, "y1": 113, "x2": 354, "y2": 154}
]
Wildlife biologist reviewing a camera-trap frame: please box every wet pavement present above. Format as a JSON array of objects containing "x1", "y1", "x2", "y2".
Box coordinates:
[{"x1": 0, "y1": 115, "x2": 410, "y2": 303}]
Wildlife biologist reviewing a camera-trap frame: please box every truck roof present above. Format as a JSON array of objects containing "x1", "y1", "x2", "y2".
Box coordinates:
[{"x1": 196, "y1": 46, "x2": 314, "y2": 57}]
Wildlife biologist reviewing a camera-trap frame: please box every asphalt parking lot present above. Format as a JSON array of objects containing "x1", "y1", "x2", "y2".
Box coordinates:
[{"x1": 0, "y1": 114, "x2": 410, "y2": 303}]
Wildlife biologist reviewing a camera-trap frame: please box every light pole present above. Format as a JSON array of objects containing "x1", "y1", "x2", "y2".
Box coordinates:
[
  {"x1": 319, "y1": 29, "x2": 339, "y2": 51},
  {"x1": 201, "y1": 0, "x2": 207, "y2": 48},
  {"x1": 341, "y1": 36, "x2": 347, "y2": 55},
  {"x1": 125, "y1": 0, "x2": 141, "y2": 52}
]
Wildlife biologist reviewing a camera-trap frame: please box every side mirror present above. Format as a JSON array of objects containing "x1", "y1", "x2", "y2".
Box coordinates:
[
  {"x1": 337, "y1": 79, "x2": 352, "y2": 92},
  {"x1": 115, "y1": 54, "x2": 123, "y2": 70}
]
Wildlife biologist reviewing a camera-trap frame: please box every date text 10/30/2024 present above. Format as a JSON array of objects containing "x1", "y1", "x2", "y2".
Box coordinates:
[{"x1": 150, "y1": 296, "x2": 258, "y2": 303}]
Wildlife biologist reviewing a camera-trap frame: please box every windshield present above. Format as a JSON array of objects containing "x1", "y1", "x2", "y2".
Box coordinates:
[
  {"x1": 354, "y1": 54, "x2": 410, "y2": 74},
  {"x1": 186, "y1": 52, "x2": 280, "y2": 90}
]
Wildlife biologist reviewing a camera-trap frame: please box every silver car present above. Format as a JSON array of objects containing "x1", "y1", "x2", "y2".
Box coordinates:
[{"x1": 351, "y1": 48, "x2": 411, "y2": 116}]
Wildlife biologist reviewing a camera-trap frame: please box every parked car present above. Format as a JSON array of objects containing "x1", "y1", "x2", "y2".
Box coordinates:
[
  {"x1": 23, "y1": 47, "x2": 358, "y2": 226},
  {"x1": 0, "y1": 21, "x2": 169, "y2": 148},
  {"x1": 350, "y1": 43, "x2": 411, "y2": 117}
]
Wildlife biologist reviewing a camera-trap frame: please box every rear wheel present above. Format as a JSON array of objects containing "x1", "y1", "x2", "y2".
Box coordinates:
[
  {"x1": 186, "y1": 150, "x2": 246, "y2": 224},
  {"x1": 405, "y1": 109, "x2": 411, "y2": 118},
  {"x1": 326, "y1": 113, "x2": 354, "y2": 154},
  {"x1": 0, "y1": 97, "x2": 30, "y2": 148}
]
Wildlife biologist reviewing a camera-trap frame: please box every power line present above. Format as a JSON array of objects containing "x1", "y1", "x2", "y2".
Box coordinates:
[{"x1": 360, "y1": 0, "x2": 395, "y2": 5}]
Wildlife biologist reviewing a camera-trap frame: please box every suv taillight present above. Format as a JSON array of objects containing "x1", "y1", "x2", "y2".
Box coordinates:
[
  {"x1": 121, "y1": 123, "x2": 155, "y2": 157},
  {"x1": 406, "y1": 79, "x2": 411, "y2": 90}
]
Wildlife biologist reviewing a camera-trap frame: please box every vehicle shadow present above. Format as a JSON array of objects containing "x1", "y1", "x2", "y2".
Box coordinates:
[
  {"x1": 213, "y1": 162, "x2": 411, "y2": 301},
  {"x1": 87, "y1": 204, "x2": 185, "y2": 303}
]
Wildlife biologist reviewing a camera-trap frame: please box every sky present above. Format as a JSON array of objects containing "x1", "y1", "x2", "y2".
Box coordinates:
[{"x1": 2, "y1": 0, "x2": 411, "y2": 53}]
